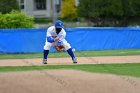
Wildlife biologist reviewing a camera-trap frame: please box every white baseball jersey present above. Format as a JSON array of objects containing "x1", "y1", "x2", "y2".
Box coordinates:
[
  {"x1": 44, "y1": 26, "x2": 71, "y2": 50},
  {"x1": 47, "y1": 26, "x2": 66, "y2": 41}
]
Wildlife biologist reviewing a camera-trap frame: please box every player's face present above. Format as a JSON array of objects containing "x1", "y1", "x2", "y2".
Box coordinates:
[{"x1": 55, "y1": 28, "x2": 62, "y2": 34}]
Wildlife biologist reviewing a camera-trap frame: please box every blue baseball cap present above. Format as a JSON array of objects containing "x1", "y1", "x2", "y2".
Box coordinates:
[{"x1": 55, "y1": 20, "x2": 64, "y2": 28}]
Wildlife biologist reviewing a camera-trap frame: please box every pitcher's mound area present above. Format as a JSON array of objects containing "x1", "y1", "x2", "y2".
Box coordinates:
[{"x1": 0, "y1": 70, "x2": 140, "y2": 93}]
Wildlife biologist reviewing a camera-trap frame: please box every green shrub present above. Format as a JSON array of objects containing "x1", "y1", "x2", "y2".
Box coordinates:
[
  {"x1": 61, "y1": 0, "x2": 78, "y2": 21},
  {"x1": 0, "y1": 10, "x2": 34, "y2": 28}
]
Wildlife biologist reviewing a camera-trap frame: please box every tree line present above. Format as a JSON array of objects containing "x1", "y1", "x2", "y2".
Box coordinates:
[
  {"x1": 78, "y1": 0, "x2": 140, "y2": 26},
  {"x1": 0, "y1": 0, "x2": 19, "y2": 14},
  {"x1": 0, "y1": 0, "x2": 140, "y2": 27}
]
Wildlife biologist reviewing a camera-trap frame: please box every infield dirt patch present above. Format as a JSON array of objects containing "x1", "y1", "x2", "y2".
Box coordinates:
[
  {"x1": 0, "y1": 70, "x2": 140, "y2": 93},
  {"x1": 0, "y1": 56, "x2": 140, "y2": 93},
  {"x1": 0, "y1": 55, "x2": 140, "y2": 66}
]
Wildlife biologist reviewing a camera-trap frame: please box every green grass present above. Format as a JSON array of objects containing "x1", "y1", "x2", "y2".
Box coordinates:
[
  {"x1": 0, "y1": 49, "x2": 140, "y2": 59},
  {"x1": 0, "y1": 63, "x2": 140, "y2": 77},
  {"x1": 34, "y1": 18, "x2": 52, "y2": 24}
]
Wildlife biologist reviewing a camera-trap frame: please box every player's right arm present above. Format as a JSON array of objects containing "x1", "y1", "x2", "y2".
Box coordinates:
[
  {"x1": 46, "y1": 27, "x2": 54, "y2": 43},
  {"x1": 47, "y1": 27, "x2": 59, "y2": 43}
]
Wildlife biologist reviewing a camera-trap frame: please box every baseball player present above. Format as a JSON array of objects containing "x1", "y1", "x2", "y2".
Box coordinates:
[{"x1": 42, "y1": 20, "x2": 77, "y2": 64}]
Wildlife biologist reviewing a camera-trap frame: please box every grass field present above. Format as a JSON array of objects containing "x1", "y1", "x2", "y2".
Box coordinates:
[
  {"x1": 0, "y1": 49, "x2": 140, "y2": 59},
  {"x1": 0, "y1": 63, "x2": 140, "y2": 77}
]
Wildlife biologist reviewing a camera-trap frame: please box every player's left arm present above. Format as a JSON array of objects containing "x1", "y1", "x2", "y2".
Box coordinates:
[
  {"x1": 57, "y1": 30, "x2": 66, "y2": 46},
  {"x1": 58, "y1": 29, "x2": 66, "y2": 41}
]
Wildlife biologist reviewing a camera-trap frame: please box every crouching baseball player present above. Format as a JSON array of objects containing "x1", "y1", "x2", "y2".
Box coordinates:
[{"x1": 43, "y1": 20, "x2": 77, "y2": 64}]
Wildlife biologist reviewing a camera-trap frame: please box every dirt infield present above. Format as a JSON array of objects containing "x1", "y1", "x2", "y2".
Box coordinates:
[
  {"x1": 0, "y1": 70, "x2": 140, "y2": 93},
  {"x1": 0, "y1": 55, "x2": 140, "y2": 66},
  {"x1": 0, "y1": 56, "x2": 140, "y2": 93}
]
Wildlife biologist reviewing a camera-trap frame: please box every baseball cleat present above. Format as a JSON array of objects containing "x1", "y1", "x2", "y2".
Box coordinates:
[
  {"x1": 42, "y1": 59, "x2": 47, "y2": 64},
  {"x1": 72, "y1": 58, "x2": 77, "y2": 64}
]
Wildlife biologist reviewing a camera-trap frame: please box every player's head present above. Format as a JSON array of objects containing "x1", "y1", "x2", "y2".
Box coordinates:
[
  {"x1": 55, "y1": 20, "x2": 64, "y2": 28},
  {"x1": 55, "y1": 20, "x2": 64, "y2": 34}
]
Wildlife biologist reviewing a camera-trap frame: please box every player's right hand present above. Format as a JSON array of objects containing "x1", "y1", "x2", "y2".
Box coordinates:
[
  {"x1": 54, "y1": 35, "x2": 63, "y2": 42},
  {"x1": 54, "y1": 37, "x2": 59, "y2": 42}
]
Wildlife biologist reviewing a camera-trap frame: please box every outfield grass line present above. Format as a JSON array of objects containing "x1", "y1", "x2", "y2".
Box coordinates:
[
  {"x1": 0, "y1": 63, "x2": 140, "y2": 78},
  {"x1": 0, "y1": 49, "x2": 140, "y2": 59}
]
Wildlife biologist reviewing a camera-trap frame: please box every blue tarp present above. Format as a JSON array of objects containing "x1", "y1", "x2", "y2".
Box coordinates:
[{"x1": 0, "y1": 27, "x2": 140, "y2": 53}]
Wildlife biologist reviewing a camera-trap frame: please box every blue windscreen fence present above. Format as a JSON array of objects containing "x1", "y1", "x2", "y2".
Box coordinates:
[{"x1": 0, "y1": 27, "x2": 140, "y2": 53}]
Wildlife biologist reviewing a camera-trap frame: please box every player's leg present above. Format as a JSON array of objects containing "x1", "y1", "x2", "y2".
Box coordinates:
[
  {"x1": 43, "y1": 42, "x2": 53, "y2": 64},
  {"x1": 62, "y1": 40, "x2": 77, "y2": 63}
]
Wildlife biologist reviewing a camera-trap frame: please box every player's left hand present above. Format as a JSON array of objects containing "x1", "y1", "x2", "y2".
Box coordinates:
[{"x1": 55, "y1": 45, "x2": 64, "y2": 52}]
